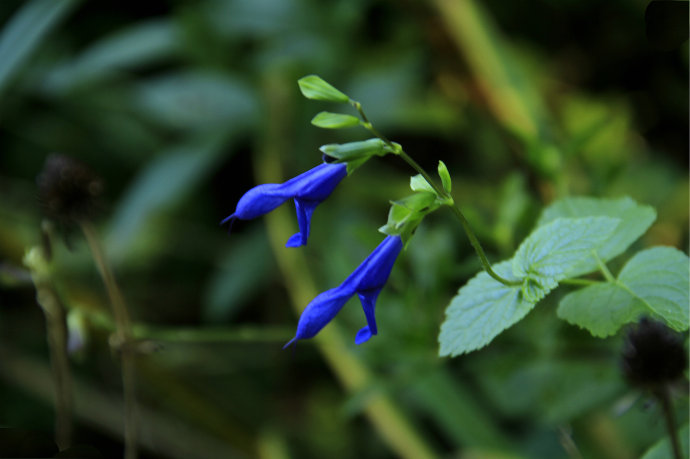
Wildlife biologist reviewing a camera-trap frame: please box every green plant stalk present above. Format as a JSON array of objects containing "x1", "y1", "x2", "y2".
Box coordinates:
[
  {"x1": 657, "y1": 386, "x2": 682, "y2": 459},
  {"x1": 80, "y1": 221, "x2": 138, "y2": 459},
  {"x1": 259, "y1": 76, "x2": 436, "y2": 459},
  {"x1": 353, "y1": 99, "x2": 522, "y2": 287},
  {"x1": 25, "y1": 245, "x2": 73, "y2": 449},
  {"x1": 592, "y1": 251, "x2": 615, "y2": 283}
]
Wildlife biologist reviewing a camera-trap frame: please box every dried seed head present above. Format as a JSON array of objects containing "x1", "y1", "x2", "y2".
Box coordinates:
[
  {"x1": 622, "y1": 317, "x2": 688, "y2": 389},
  {"x1": 37, "y1": 154, "x2": 103, "y2": 224}
]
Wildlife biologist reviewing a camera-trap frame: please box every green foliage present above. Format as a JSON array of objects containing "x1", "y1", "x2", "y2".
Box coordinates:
[
  {"x1": 641, "y1": 424, "x2": 689, "y2": 459},
  {"x1": 440, "y1": 196, "x2": 688, "y2": 357},
  {"x1": 537, "y1": 196, "x2": 657, "y2": 273},
  {"x1": 559, "y1": 247, "x2": 690, "y2": 336},
  {"x1": 0, "y1": 0, "x2": 80, "y2": 96},
  {"x1": 379, "y1": 192, "x2": 440, "y2": 246},
  {"x1": 437, "y1": 161, "x2": 452, "y2": 194},
  {"x1": 297, "y1": 74, "x2": 350, "y2": 103},
  {"x1": 310, "y1": 111, "x2": 361, "y2": 129},
  {"x1": 439, "y1": 260, "x2": 532, "y2": 356},
  {"x1": 513, "y1": 216, "x2": 620, "y2": 300},
  {"x1": 319, "y1": 138, "x2": 386, "y2": 162}
]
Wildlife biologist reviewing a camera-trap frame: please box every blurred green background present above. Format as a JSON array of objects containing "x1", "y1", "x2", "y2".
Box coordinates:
[{"x1": 0, "y1": 0, "x2": 687, "y2": 458}]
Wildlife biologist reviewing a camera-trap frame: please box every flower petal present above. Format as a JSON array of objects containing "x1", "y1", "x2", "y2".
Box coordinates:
[
  {"x1": 285, "y1": 198, "x2": 318, "y2": 247},
  {"x1": 345, "y1": 235, "x2": 403, "y2": 291},
  {"x1": 358, "y1": 289, "x2": 380, "y2": 337},
  {"x1": 355, "y1": 326, "x2": 373, "y2": 345},
  {"x1": 230, "y1": 183, "x2": 290, "y2": 220},
  {"x1": 284, "y1": 285, "x2": 355, "y2": 347}
]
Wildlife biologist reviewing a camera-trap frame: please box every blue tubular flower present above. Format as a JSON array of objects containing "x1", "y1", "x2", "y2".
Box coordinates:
[
  {"x1": 284, "y1": 235, "x2": 403, "y2": 348},
  {"x1": 222, "y1": 162, "x2": 348, "y2": 247}
]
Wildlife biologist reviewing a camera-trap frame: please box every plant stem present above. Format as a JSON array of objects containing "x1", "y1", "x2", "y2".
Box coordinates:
[
  {"x1": 24, "y1": 235, "x2": 74, "y2": 450},
  {"x1": 592, "y1": 250, "x2": 615, "y2": 283},
  {"x1": 353, "y1": 100, "x2": 521, "y2": 287},
  {"x1": 657, "y1": 386, "x2": 682, "y2": 459},
  {"x1": 80, "y1": 221, "x2": 138, "y2": 459},
  {"x1": 560, "y1": 278, "x2": 601, "y2": 286}
]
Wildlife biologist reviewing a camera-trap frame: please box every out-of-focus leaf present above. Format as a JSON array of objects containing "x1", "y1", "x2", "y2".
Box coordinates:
[
  {"x1": 411, "y1": 368, "x2": 510, "y2": 448},
  {"x1": 106, "y1": 132, "x2": 230, "y2": 261},
  {"x1": 478, "y1": 354, "x2": 623, "y2": 423},
  {"x1": 430, "y1": 0, "x2": 547, "y2": 143},
  {"x1": 203, "y1": 228, "x2": 274, "y2": 323},
  {"x1": 538, "y1": 196, "x2": 656, "y2": 266},
  {"x1": 0, "y1": 0, "x2": 80, "y2": 97},
  {"x1": 44, "y1": 19, "x2": 179, "y2": 92},
  {"x1": 135, "y1": 71, "x2": 258, "y2": 130},
  {"x1": 439, "y1": 260, "x2": 532, "y2": 356},
  {"x1": 641, "y1": 424, "x2": 689, "y2": 459}
]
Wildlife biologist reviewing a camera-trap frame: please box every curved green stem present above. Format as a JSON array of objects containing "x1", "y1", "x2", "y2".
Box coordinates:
[
  {"x1": 80, "y1": 221, "x2": 138, "y2": 459},
  {"x1": 353, "y1": 100, "x2": 521, "y2": 287}
]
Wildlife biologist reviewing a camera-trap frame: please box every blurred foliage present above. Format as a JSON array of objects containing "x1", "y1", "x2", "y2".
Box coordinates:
[{"x1": 0, "y1": 0, "x2": 687, "y2": 458}]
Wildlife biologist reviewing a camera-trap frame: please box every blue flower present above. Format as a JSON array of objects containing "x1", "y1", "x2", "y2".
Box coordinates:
[
  {"x1": 222, "y1": 162, "x2": 348, "y2": 247},
  {"x1": 284, "y1": 235, "x2": 403, "y2": 347}
]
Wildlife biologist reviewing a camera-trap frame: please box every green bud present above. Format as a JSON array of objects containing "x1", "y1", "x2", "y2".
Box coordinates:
[
  {"x1": 438, "y1": 160, "x2": 452, "y2": 194},
  {"x1": 410, "y1": 174, "x2": 435, "y2": 194},
  {"x1": 298, "y1": 75, "x2": 349, "y2": 103},
  {"x1": 320, "y1": 138, "x2": 386, "y2": 162},
  {"x1": 311, "y1": 111, "x2": 361, "y2": 129},
  {"x1": 379, "y1": 192, "x2": 441, "y2": 245}
]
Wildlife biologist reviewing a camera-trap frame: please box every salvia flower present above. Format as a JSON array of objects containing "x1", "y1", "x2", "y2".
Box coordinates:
[
  {"x1": 284, "y1": 235, "x2": 403, "y2": 348},
  {"x1": 222, "y1": 162, "x2": 347, "y2": 247}
]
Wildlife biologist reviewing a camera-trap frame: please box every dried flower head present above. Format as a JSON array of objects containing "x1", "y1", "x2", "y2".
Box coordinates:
[
  {"x1": 37, "y1": 154, "x2": 103, "y2": 224},
  {"x1": 622, "y1": 317, "x2": 688, "y2": 389}
]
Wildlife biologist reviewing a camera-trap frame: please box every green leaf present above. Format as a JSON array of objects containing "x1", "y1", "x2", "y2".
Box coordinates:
[
  {"x1": 437, "y1": 161, "x2": 452, "y2": 194},
  {"x1": 513, "y1": 216, "x2": 621, "y2": 284},
  {"x1": 618, "y1": 247, "x2": 689, "y2": 331},
  {"x1": 558, "y1": 246, "x2": 690, "y2": 335},
  {"x1": 641, "y1": 424, "x2": 689, "y2": 459},
  {"x1": 439, "y1": 260, "x2": 534, "y2": 357},
  {"x1": 135, "y1": 71, "x2": 258, "y2": 130},
  {"x1": 0, "y1": 0, "x2": 80, "y2": 97},
  {"x1": 538, "y1": 196, "x2": 656, "y2": 267},
  {"x1": 410, "y1": 174, "x2": 435, "y2": 194},
  {"x1": 310, "y1": 111, "x2": 361, "y2": 129},
  {"x1": 297, "y1": 74, "x2": 349, "y2": 103},
  {"x1": 319, "y1": 138, "x2": 385, "y2": 162},
  {"x1": 558, "y1": 283, "x2": 644, "y2": 337},
  {"x1": 44, "y1": 19, "x2": 178, "y2": 92}
]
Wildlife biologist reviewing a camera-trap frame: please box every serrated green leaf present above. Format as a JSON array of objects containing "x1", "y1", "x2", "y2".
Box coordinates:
[
  {"x1": 558, "y1": 246, "x2": 689, "y2": 335},
  {"x1": 319, "y1": 138, "x2": 385, "y2": 162},
  {"x1": 513, "y1": 216, "x2": 621, "y2": 283},
  {"x1": 538, "y1": 196, "x2": 656, "y2": 267},
  {"x1": 641, "y1": 424, "x2": 689, "y2": 459},
  {"x1": 310, "y1": 111, "x2": 360, "y2": 129},
  {"x1": 558, "y1": 283, "x2": 645, "y2": 337},
  {"x1": 439, "y1": 260, "x2": 534, "y2": 357},
  {"x1": 437, "y1": 161, "x2": 452, "y2": 193},
  {"x1": 410, "y1": 174, "x2": 435, "y2": 193},
  {"x1": 618, "y1": 247, "x2": 689, "y2": 331},
  {"x1": 297, "y1": 74, "x2": 349, "y2": 103}
]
